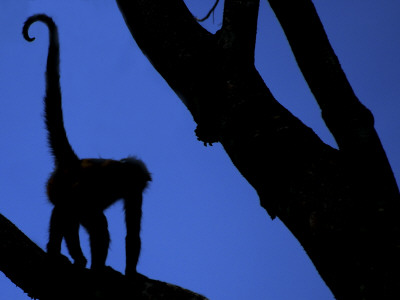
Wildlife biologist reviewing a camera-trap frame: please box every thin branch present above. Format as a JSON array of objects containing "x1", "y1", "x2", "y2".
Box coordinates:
[{"x1": 196, "y1": 0, "x2": 220, "y2": 22}]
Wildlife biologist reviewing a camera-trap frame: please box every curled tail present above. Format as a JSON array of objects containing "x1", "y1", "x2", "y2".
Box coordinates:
[{"x1": 23, "y1": 14, "x2": 79, "y2": 167}]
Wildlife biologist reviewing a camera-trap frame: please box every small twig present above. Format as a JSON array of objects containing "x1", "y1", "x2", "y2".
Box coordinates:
[{"x1": 196, "y1": 0, "x2": 221, "y2": 22}]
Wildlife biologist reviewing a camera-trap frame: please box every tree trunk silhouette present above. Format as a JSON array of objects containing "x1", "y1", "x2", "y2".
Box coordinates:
[{"x1": 116, "y1": 0, "x2": 400, "y2": 299}]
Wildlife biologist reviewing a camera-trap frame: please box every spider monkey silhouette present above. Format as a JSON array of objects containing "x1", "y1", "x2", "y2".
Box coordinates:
[{"x1": 23, "y1": 14, "x2": 151, "y2": 276}]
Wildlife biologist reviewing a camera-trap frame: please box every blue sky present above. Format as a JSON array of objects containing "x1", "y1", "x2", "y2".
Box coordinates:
[{"x1": 1, "y1": 1, "x2": 400, "y2": 299}]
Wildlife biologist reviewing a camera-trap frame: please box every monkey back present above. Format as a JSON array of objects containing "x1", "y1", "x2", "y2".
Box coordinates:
[{"x1": 47, "y1": 158, "x2": 151, "y2": 210}]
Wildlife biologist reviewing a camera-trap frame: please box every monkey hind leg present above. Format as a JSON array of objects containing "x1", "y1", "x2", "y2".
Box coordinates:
[
  {"x1": 48, "y1": 205, "x2": 87, "y2": 267},
  {"x1": 47, "y1": 206, "x2": 65, "y2": 255},
  {"x1": 81, "y1": 211, "x2": 110, "y2": 271},
  {"x1": 64, "y1": 220, "x2": 87, "y2": 267}
]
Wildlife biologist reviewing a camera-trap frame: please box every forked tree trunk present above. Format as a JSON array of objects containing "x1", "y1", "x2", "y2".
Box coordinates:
[{"x1": 116, "y1": 1, "x2": 400, "y2": 299}]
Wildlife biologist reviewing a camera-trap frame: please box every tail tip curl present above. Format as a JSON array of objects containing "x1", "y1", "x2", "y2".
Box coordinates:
[{"x1": 22, "y1": 14, "x2": 55, "y2": 42}]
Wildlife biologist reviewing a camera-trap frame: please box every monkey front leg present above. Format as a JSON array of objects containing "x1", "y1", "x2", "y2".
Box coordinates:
[
  {"x1": 124, "y1": 196, "x2": 143, "y2": 277},
  {"x1": 125, "y1": 231, "x2": 141, "y2": 277}
]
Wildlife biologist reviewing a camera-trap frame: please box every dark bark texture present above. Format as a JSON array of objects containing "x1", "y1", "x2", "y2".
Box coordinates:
[{"x1": 115, "y1": 0, "x2": 400, "y2": 299}]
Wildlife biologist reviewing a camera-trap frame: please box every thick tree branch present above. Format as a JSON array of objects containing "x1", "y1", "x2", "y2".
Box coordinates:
[
  {"x1": 0, "y1": 214, "x2": 207, "y2": 300},
  {"x1": 116, "y1": 0, "x2": 325, "y2": 150},
  {"x1": 221, "y1": 0, "x2": 259, "y2": 65},
  {"x1": 267, "y1": 0, "x2": 398, "y2": 194},
  {"x1": 115, "y1": 0, "x2": 337, "y2": 206},
  {"x1": 264, "y1": 4, "x2": 400, "y2": 297},
  {"x1": 267, "y1": 0, "x2": 367, "y2": 146}
]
